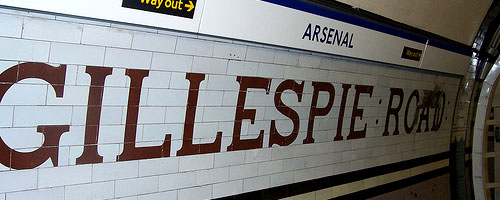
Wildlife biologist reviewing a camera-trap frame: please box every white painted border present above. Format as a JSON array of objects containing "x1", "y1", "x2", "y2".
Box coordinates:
[
  {"x1": 199, "y1": 0, "x2": 425, "y2": 69},
  {"x1": 472, "y1": 59, "x2": 500, "y2": 200},
  {"x1": 0, "y1": 0, "x2": 205, "y2": 33},
  {"x1": 0, "y1": 0, "x2": 470, "y2": 75}
]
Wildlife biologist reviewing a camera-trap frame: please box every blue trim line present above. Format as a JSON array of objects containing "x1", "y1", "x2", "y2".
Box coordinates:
[
  {"x1": 261, "y1": 0, "x2": 472, "y2": 57},
  {"x1": 428, "y1": 40, "x2": 473, "y2": 56}
]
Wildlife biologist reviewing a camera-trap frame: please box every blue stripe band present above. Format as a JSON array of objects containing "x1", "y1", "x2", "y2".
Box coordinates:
[
  {"x1": 261, "y1": 0, "x2": 472, "y2": 56},
  {"x1": 428, "y1": 40, "x2": 473, "y2": 56}
]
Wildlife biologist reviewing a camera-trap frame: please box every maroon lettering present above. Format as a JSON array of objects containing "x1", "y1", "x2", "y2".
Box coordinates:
[
  {"x1": 431, "y1": 92, "x2": 446, "y2": 131},
  {"x1": 416, "y1": 104, "x2": 430, "y2": 133},
  {"x1": 269, "y1": 80, "x2": 304, "y2": 147},
  {"x1": 177, "y1": 73, "x2": 222, "y2": 156},
  {"x1": 9, "y1": 125, "x2": 69, "y2": 169},
  {"x1": 228, "y1": 76, "x2": 271, "y2": 151},
  {"x1": 334, "y1": 84, "x2": 351, "y2": 141},
  {"x1": 0, "y1": 63, "x2": 68, "y2": 169},
  {"x1": 382, "y1": 88, "x2": 404, "y2": 136},
  {"x1": 76, "y1": 66, "x2": 112, "y2": 164},
  {"x1": 0, "y1": 62, "x2": 66, "y2": 98},
  {"x1": 346, "y1": 85, "x2": 373, "y2": 140},
  {"x1": 0, "y1": 61, "x2": 454, "y2": 169},
  {"x1": 118, "y1": 69, "x2": 171, "y2": 161},
  {"x1": 304, "y1": 82, "x2": 335, "y2": 144},
  {"x1": 404, "y1": 90, "x2": 420, "y2": 133}
]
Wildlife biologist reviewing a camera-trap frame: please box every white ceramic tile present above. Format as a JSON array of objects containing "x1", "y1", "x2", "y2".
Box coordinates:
[
  {"x1": 137, "y1": 190, "x2": 177, "y2": 200},
  {"x1": 0, "y1": 169, "x2": 37, "y2": 193},
  {"x1": 151, "y1": 53, "x2": 193, "y2": 72},
  {"x1": 115, "y1": 176, "x2": 158, "y2": 198},
  {"x1": 212, "y1": 180, "x2": 243, "y2": 198},
  {"x1": 179, "y1": 154, "x2": 214, "y2": 172},
  {"x1": 104, "y1": 48, "x2": 152, "y2": 70},
  {"x1": 270, "y1": 171, "x2": 293, "y2": 187},
  {"x1": 64, "y1": 181, "x2": 114, "y2": 200},
  {"x1": 257, "y1": 160, "x2": 283, "y2": 176},
  {"x1": 6, "y1": 187, "x2": 64, "y2": 200},
  {"x1": 214, "y1": 151, "x2": 246, "y2": 168},
  {"x1": 132, "y1": 32, "x2": 176, "y2": 53},
  {"x1": 257, "y1": 63, "x2": 285, "y2": 79},
  {"x1": 92, "y1": 161, "x2": 138, "y2": 182},
  {"x1": 178, "y1": 185, "x2": 212, "y2": 200},
  {"x1": 195, "y1": 167, "x2": 229, "y2": 185},
  {"x1": 192, "y1": 57, "x2": 228, "y2": 75},
  {"x1": 229, "y1": 163, "x2": 258, "y2": 181},
  {"x1": 158, "y1": 171, "x2": 196, "y2": 191},
  {"x1": 245, "y1": 46, "x2": 275, "y2": 63},
  {"x1": 175, "y1": 37, "x2": 214, "y2": 57},
  {"x1": 23, "y1": 18, "x2": 82, "y2": 43},
  {"x1": 82, "y1": 25, "x2": 133, "y2": 48},
  {"x1": 227, "y1": 60, "x2": 259, "y2": 76},
  {"x1": 0, "y1": 37, "x2": 50, "y2": 62},
  {"x1": 38, "y1": 164, "x2": 92, "y2": 187},
  {"x1": 138, "y1": 157, "x2": 179, "y2": 177},
  {"x1": 243, "y1": 175, "x2": 269, "y2": 192},
  {"x1": 0, "y1": 13, "x2": 23, "y2": 38},
  {"x1": 213, "y1": 42, "x2": 247, "y2": 60},
  {"x1": 274, "y1": 51, "x2": 299, "y2": 66}
]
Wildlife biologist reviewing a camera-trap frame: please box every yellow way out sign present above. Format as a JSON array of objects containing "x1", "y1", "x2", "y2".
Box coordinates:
[{"x1": 122, "y1": 0, "x2": 197, "y2": 19}]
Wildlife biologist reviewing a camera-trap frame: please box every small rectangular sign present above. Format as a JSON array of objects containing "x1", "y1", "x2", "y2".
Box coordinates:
[
  {"x1": 122, "y1": 0, "x2": 197, "y2": 19},
  {"x1": 401, "y1": 46, "x2": 423, "y2": 61}
]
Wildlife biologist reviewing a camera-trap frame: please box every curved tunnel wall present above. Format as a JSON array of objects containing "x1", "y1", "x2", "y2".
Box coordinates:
[{"x1": 0, "y1": 1, "x2": 472, "y2": 199}]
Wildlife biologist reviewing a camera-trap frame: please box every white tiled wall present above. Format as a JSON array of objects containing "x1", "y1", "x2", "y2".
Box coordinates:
[{"x1": 0, "y1": 8, "x2": 460, "y2": 200}]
